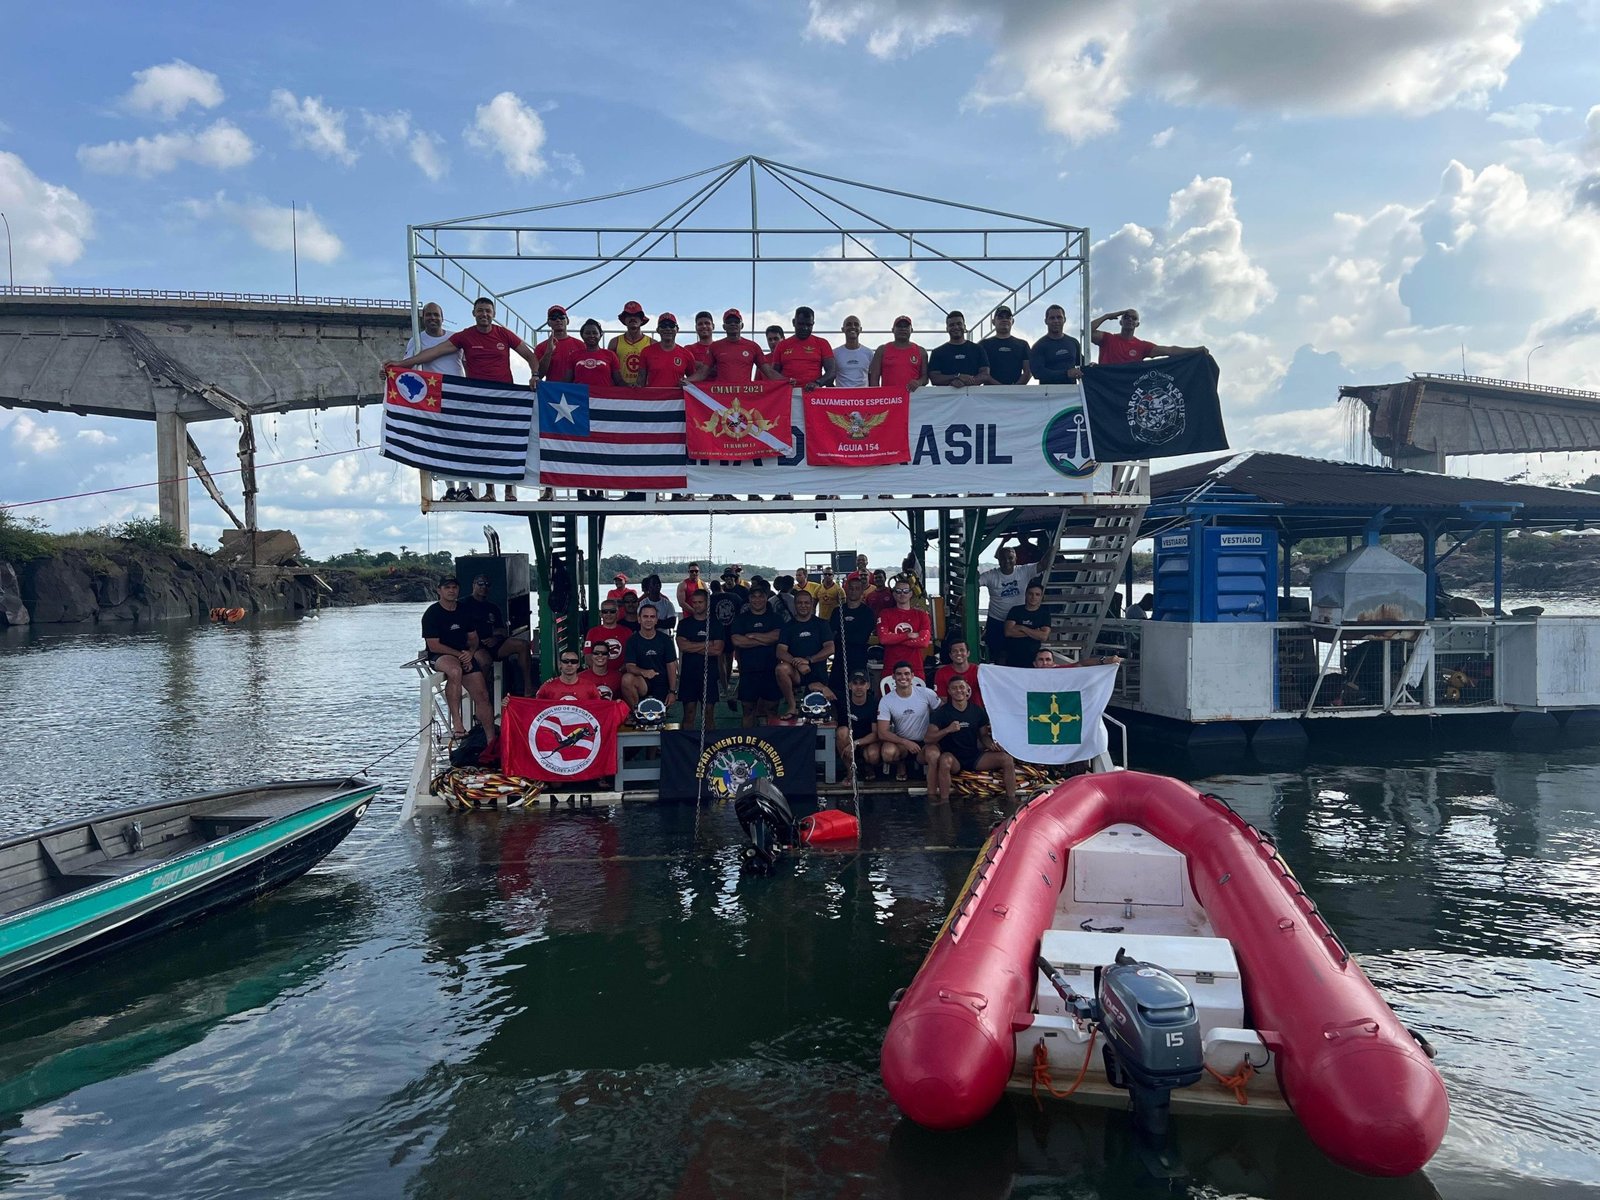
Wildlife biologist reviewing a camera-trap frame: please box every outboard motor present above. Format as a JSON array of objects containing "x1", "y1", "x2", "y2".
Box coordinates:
[
  {"x1": 734, "y1": 777, "x2": 797, "y2": 875},
  {"x1": 1096, "y1": 948, "x2": 1204, "y2": 1141}
]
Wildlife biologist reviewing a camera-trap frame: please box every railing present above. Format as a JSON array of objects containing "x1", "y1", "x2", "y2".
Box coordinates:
[
  {"x1": 0, "y1": 285, "x2": 409, "y2": 310},
  {"x1": 1414, "y1": 372, "x2": 1600, "y2": 403},
  {"x1": 1275, "y1": 620, "x2": 1499, "y2": 714},
  {"x1": 1094, "y1": 620, "x2": 1142, "y2": 705}
]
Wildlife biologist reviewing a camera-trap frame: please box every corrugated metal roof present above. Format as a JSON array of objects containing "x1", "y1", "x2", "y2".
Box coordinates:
[{"x1": 1152, "y1": 452, "x2": 1600, "y2": 518}]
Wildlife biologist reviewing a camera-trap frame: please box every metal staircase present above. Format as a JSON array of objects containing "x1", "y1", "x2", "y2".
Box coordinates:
[{"x1": 1037, "y1": 463, "x2": 1148, "y2": 660}]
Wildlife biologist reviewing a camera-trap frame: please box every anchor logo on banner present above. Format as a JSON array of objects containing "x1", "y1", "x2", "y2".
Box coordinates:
[{"x1": 1042, "y1": 401, "x2": 1097, "y2": 478}]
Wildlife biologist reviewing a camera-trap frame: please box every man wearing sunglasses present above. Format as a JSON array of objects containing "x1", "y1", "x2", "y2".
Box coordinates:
[
  {"x1": 877, "y1": 580, "x2": 933, "y2": 682},
  {"x1": 537, "y1": 650, "x2": 599, "y2": 701},
  {"x1": 869, "y1": 316, "x2": 929, "y2": 394},
  {"x1": 697, "y1": 308, "x2": 783, "y2": 383},
  {"x1": 582, "y1": 600, "x2": 628, "y2": 663}
]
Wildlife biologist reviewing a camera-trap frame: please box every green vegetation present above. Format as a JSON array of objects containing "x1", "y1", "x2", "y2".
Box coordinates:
[
  {"x1": 0, "y1": 512, "x2": 186, "y2": 563},
  {"x1": 314, "y1": 546, "x2": 455, "y2": 572},
  {"x1": 0, "y1": 509, "x2": 53, "y2": 563}
]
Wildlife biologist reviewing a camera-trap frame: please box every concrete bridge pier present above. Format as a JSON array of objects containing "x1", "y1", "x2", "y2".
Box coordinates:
[{"x1": 154, "y1": 401, "x2": 189, "y2": 540}]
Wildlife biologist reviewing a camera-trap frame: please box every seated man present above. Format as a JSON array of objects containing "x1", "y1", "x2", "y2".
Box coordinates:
[
  {"x1": 1003, "y1": 582, "x2": 1055, "y2": 668},
  {"x1": 934, "y1": 638, "x2": 983, "y2": 707},
  {"x1": 465, "y1": 574, "x2": 534, "y2": 697},
  {"x1": 421, "y1": 577, "x2": 495, "y2": 739},
  {"x1": 833, "y1": 670, "x2": 882, "y2": 783},
  {"x1": 924, "y1": 677, "x2": 1016, "y2": 804},
  {"x1": 621, "y1": 604, "x2": 679, "y2": 709},
  {"x1": 675, "y1": 589, "x2": 724, "y2": 731},
  {"x1": 617, "y1": 594, "x2": 642, "y2": 635},
  {"x1": 875, "y1": 664, "x2": 940, "y2": 782},
  {"x1": 580, "y1": 644, "x2": 625, "y2": 702},
  {"x1": 877, "y1": 580, "x2": 933, "y2": 681},
  {"x1": 777, "y1": 588, "x2": 836, "y2": 712},
  {"x1": 730, "y1": 576, "x2": 784, "y2": 726},
  {"x1": 537, "y1": 649, "x2": 599, "y2": 701}
]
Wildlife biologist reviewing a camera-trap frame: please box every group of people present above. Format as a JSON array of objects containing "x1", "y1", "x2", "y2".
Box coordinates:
[
  {"x1": 388, "y1": 295, "x2": 1205, "y2": 500},
  {"x1": 419, "y1": 574, "x2": 534, "y2": 739}
]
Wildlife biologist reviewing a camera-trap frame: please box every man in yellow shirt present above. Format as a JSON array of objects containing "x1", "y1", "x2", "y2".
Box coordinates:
[
  {"x1": 814, "y1": 567, "x2": 843, "y2": 621},
  {"x1": 793, "y1": 565, "x2": 824, "y2": 602},
  {"x1": 609, "y1": 300, "x2": 654, "y2": 386}
]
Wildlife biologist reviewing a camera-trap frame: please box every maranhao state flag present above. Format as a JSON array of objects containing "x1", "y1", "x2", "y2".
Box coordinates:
[
  {"x1": 381, "y1": 366, "x2": 532, "y2": 481},
  {"x1": 977, "y1": 663, "x2": 1118, "y2": 765},
  {"x1": 659, "y1": 726, "x2": 817, "y2": 802},
  {"x1": 1081, "y1": 351, "x2": 1228, "y2": 462},
  {"x1": 683, "y1": 380, "x2": 793, "y2": 461},
  {"x1": 537, "y1": 382, "x2": 687, "y2": 489},
  {"x1": 804, "y1": 387, "x2": 911, "y2": 467},
  {"x1": 502, "y1": 695, "x2": 625, "y2": 783}
]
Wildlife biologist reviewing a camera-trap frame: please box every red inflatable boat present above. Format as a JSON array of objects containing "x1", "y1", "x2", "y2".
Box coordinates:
[{"x1": 880, "y1": 771, "x2": 1449, "y2": 1177}]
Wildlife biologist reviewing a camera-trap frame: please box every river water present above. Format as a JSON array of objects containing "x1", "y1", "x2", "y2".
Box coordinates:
[{"x1": 0, "y1": 605, "x2": 1596, "y2": 1200}]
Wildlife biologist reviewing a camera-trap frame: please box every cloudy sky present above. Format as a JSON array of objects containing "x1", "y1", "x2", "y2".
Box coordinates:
[{"x1": 4, "y1": 0, "x2": 1600, "y2": 565}]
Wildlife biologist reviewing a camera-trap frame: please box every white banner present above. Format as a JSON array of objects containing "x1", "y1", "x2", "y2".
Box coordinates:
[
  {"x1": 978, "y1": 663, "x2": 1118, "y2": 765},
  {"x1": 522, "y1": 385, "x2": 1110, "y2": 494}
]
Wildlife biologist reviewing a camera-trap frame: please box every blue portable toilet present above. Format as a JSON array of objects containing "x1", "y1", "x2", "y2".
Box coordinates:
[{"x1": 1153, "y1": 528, "x2": 1277, "y2": 622}]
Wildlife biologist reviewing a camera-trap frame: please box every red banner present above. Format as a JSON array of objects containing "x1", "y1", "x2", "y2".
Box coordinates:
[
  {"x1": 502, "y1": 696, "x2": 625, "y2": 783},
  {"x1": 803, "y1": 387, "x2": 911, "y2": 466},
  {"x1": 385, "y1": 365, "x2": 444, "y2": 411},
  {"x1": 683, "y1": 380, "x2": 793, "y2": 460}
]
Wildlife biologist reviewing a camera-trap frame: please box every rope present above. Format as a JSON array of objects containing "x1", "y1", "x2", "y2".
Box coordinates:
[
  {"x1": 1205, "y1": 1057, "x2": 1257, "y2": 1105},
  {"x1": 1, "y1": 445, "x2": 377, "y2": 510},
  {"x1": 1031, "y1": 1030, "x2": 1097, "y2": 1107}
]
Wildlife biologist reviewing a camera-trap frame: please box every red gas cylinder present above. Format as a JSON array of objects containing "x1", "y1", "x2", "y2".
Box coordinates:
[{"x1": 799, "y1": 808, "x2": 860, "y2": 844}]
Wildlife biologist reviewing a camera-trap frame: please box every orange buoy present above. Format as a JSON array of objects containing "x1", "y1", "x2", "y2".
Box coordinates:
[{"x1": 799, "y1": 807, "x2": 859, "y2": 844}]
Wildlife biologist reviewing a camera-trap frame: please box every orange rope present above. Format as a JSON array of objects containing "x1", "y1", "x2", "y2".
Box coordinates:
[
  {"x1": 1205, "y1": 1058, "x2": 1256, "y2": 1105},
  {"x1": 1031, "y1": 1030, "x2": 1097, "y2": 1109}
]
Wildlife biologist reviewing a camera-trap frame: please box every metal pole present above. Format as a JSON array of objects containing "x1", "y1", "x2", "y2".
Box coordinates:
[
  {"x1": 1080, "y1": 228, "x2": 1091, "y2": 360},
  {"x1": 1525, "y1": 344, "x2": 1544, "y2": 383},
  {"x1": 406, "y1": 226, "x2": 421, "y2": 341},
  {"x1": 748, "y1": 159, "x2": 758, "y2": 321},
  {"x1": 291, "y1": 201, "x2": 300, "y2": 297},
  {"x1": 0, "y1": 212, "x2": 11, "y2": 286}
]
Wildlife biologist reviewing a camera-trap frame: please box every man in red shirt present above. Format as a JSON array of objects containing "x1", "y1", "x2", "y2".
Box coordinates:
[
  {"x1": 686, "y1": 311, "x2": 717, "y2": 372},
  {"x1": 640, "y1": 314, "x2": 697, "y2": 386},
  {"x1": 933, "y1": 638, "x2": 983, "y2": 708},
  {"x1": 535, "y1": 304, "x2": 586, "y2": 382},
  {"x1": 569, "y1": 319, "x2": 626, "y2": 387},
  {"x1": 1090, "y1": 308, "x2": 1207, "y2": 365},
  {"x1": 869, "y1": 316, "x2": 929, "y2": 394},
  {"x1": 876, "y1": 580, "x2": 932, "y2": 681},
  {"x1": 536, "y1": 648, "x2": 600, "y2": 701},
  {"x1": 580, "y1": 644, "x2": 625, "y2": 702},
  {"x1": 694, "y1": 309, "x2": 782, "y2": 383},
  {"x1": 583, "y1": 596, "x2": 629, "y2": 662},
  {"x1": 389, "y1": 295, "x2": 539, "y2": 499},
  {"x1": 772, "y1": 306, "x2": 836, "y2": 391}
]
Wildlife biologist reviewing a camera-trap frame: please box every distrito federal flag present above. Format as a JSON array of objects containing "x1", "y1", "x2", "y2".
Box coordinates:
[{"x1": 977, "y1": 663, "x2": 1119, "y2": 765}]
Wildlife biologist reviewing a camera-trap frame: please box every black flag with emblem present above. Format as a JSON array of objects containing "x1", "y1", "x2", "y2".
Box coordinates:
[{"x1": 1081, "y1": 351, "x2": 1228, "y2": 462}]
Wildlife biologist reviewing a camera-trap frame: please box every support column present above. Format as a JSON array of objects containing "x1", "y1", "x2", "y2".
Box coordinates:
[{"x1": 154, "y1": 402, "x2": 190, "y2": 541}]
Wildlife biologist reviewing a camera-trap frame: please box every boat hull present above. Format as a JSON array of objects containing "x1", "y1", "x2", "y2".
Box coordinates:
[
  {"x1": 0, "y1": 783, "x2": 375, "y2": 997},
  {"x1": 880, "y1": 771, "x2": 1449, "y2": 1177}
]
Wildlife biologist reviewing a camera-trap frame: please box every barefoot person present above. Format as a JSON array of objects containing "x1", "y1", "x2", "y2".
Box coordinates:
[
  {"x1": 924, "y1": 677, "x2": 1016, "y2": 804},
  {"x1": 421, "y1": 577, "x2": 496, "y2": 739}
]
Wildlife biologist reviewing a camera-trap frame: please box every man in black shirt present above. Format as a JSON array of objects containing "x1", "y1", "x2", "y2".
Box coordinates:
[
  {"x1": 622, "y1": 604, "x2": 678, "y2": 707},
  {"x1": 833, "y1": 670, "x2": 882, "y2": 782},
  {"x1": 1004, "y1": 581, "x2": 1055, "y2": 667},
  {"x1": 925, "y1": 677, "x2": 1016, "y2": 803},
  {"x1": 830, "y1": 573, "x2": 878, "y2": 692},
  {"x1": 675, "y1": 590, "x2": 724, "y2": 731},
  {"x1": 730, "y1": 577, "x2": 783, "y2": 726},
  {"x1": 778, "y1": 588, "x2": 836, "y2": 712},
  {"x1": 421, "y1": 577, "x2": 495, "y2": 739},
  {"x1": 713, "y1": 568, "x2": 746, "y2": 692},
  {"x1": 1029, "y1": 303, "x2": 1083, "y2": 384},
  {"x1": 928, "y1": 311, "x2": 993, "y2": 388},
  {"x1": 464, "y1": 573, "x2": 533, "y2": 697},
  {"x1": 978, "y1": 305, "x2": 1031, "y2": 385}
]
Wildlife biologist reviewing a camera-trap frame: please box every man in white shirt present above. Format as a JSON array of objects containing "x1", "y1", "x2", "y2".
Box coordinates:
[
  {"x1": 978, "y1": 542, "x2": 1047, "y2": 663},
  {"x1": 875, "y1": 663, "x2": 940, "y2": 781},
  {"x1": 405, "y1": 302, "x2": 472, "y2": 501},
  {"x1": 832, "y1": 315, "x2": 873, "y2": 387}
]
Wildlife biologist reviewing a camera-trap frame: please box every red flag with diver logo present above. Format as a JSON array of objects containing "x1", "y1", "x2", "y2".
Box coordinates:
[{"x1": 502, "y1": 696, "x2": 625, "y2": 783}]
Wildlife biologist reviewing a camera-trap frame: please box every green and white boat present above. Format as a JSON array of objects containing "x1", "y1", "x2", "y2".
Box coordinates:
[{"x1": 0, "y1": 777, "x2": 378, "y2": 995}]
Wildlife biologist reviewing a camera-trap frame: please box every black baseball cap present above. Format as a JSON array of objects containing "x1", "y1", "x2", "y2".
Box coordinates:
[
  {"x1": 848, "y1": 670, "x2": 869, "y2": 684},
  {"x1": 439, "y1": 575, "x2": 459, "y2": 586}
]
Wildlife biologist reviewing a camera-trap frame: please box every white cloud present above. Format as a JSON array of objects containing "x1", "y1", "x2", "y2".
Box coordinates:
[
  {"x1": 9, "y1": 414, "x2": 62, "y2": 455},
  {"x1": 1090, "y1": 175, "x2": 1275, "y2": 338},
  {"x1": 77, "y1": 120, "x2": 255, "y2": 176},
  {"x1": 467, "y1": 92, "x2": 547, "y2": 178},
  {"x1": 807, "y1": 0, "x2": 1546, "y2": 143},
  {"x1": 409, "y1": 132, "x2": 447, "y2": 181},
  {"x1": 183, "y1": 194, "x2": 343, "y2": 263},
  {"x1": 1488, "y1": 101, "x2": 1569, "y2": 132},
  {"x1": 0, "y1": 152, "x2": 93, "y2": 282},
  {"x1": 1150, "y1": 127, "x2": 1175, "y2": 149},
  {"x1": 270, "y1": 90, "x2": 357, "y2": 165},
  {"x1": 75, "y1": 430, "x2": 116, "y2": 446},
  {"x1": 360, "y1": 110, "x2": 448, "y2": 180},
  {"x1": 361, "y1": 109, "x2": 411, "y2": 147},
  {"x1": 120, "y1": 59, "x2": 224, "y2": 120}
]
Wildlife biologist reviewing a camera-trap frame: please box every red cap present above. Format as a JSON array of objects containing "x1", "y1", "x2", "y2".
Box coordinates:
[
  {"x1": 846, "y1": 571, "x2": 864, "y2": 582},
  {"x1": 723, "y1": 308, "x2": 742, "y2": 322},
  {"x1": 893, "y1": 315, "x2": 912, "y2": 326},
  {"x1": 657, "y1": 312, "x2": 678, "y2": 327},
  {"x1": 547, "y1": 304, "x2": 568, "y2": 318},
  {"x1": 618, "y1": 300, "x2": 649, "y2": 322},
  {"x1": 614, "y1": 572, "x2": 628, "y2": 582}
]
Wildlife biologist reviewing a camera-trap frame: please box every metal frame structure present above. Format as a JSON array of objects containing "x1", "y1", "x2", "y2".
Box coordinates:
[{"x1": 401, "y1": 155, "x2": 1122, "y2": 701}]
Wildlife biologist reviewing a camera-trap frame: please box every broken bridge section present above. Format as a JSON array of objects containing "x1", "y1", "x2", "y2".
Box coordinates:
[{"x1": 0, "y1": 289, "x2": 413, "y2": 539}]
